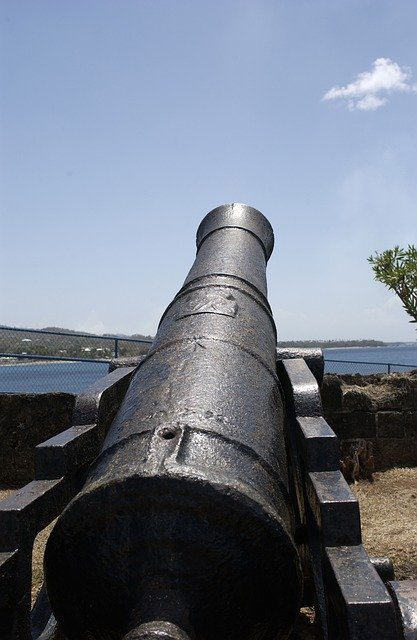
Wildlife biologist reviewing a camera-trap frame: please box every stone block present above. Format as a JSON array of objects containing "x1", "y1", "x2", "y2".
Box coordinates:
[
  {"x1": 338, "y1": 374, "x2": 371, "y2": 387},
  {"x1": 385, "y1": 373, "x2": 417, "y2": 410},
  {"x1": 329, "y1": 371, "x2": 417, "y2": 412},
  {"x1": 377, "y1": 411, "x2": 405, "y2": 438},
  {"x1": 404, "y1": 411, "x2": 417, "y2": 437},
  {"x1": 325, "y1": 411, "x2": 376, "y2": 440},
  {"x1": 374, "y1": 437, "x2": 417, "y2": 469},
  {"x1": 342, "y1": 388, "x2": 373, "y2": 411},
  {"x1": 321, "y1": 375, "x2": 343, "y2": 412},
  {"x1": 340, "y1": 437, "x2": 417, "y2": 470},
  {"x1": 0, "y1": 392, "x2": 75, "y2": 485}
]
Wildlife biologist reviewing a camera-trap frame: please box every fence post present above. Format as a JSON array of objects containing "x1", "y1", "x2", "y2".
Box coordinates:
[
  {"x1": 387, "y1": 363, "x2": 391, "y2": 374},
  {"x1": 114, "y1": 338, "x2": 119, "y2": 358}
]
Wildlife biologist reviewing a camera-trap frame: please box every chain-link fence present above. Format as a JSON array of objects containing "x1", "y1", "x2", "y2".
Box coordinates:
[
  {"x1": 325, "y1": 359, "x2": 417, "y2": 375},
  {"x1": 2, "y1": 327, "x2": 417, "y2": 393},
  {"x1": 0, "y1": 327, "x2": 152, "y2": 394}
]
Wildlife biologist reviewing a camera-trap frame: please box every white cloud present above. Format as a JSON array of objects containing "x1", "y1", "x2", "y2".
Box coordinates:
[
  {"x1": 352, "y1": 94, "x2": 387, "y2": 111},
  {"x1": 323, "y1": 58, "x2": 417, "y2": 111}
]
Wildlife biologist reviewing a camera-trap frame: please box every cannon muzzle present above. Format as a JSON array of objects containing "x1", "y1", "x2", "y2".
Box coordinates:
[{"x1": 44, "y1": 203, "x2": 302, "y2": 640}]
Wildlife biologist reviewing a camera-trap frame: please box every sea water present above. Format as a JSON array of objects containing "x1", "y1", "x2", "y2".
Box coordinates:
[
  {"x1": 324, "y1": 343, "x2": 417, "y2": 374},
  {"x1": 0, "y1": 360, "x2": 110, "y2": 394},
  {"x1": 1, "y1": 344, "x2": 416, "y2": 394}
]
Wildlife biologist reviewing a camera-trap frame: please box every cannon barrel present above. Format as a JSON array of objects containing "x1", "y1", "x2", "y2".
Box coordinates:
[{"x1": 44, "y1": 203, "x2": 302, "y2": 640}]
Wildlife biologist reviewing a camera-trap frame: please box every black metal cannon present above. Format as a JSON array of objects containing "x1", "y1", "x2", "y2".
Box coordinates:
[
  {"x1": 0, "y1": 203, "x2": 416, "y2": 640},
  {"x1": 44, "y1": 203, "x2": 302, "y2": 640}
]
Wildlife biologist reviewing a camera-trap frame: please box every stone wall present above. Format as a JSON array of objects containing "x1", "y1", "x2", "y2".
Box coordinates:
[
  {"x1": 1, "y1": 372, "x2": 416, "y2": 486},
  {"x1": 0, "y1": 393, "x2": 75, "y2": 485},
  {"x1": 321, "y1": 371, "x2": 417, "y2": 469}
]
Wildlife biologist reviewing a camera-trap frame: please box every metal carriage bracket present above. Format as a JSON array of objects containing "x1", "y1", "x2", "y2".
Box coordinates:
[
  {"x1": 277, "y1": 349, "x2": 417, "y2": 640},
  {"x1": 0, "y1": 366, "x2": 137, "y2": 640}
]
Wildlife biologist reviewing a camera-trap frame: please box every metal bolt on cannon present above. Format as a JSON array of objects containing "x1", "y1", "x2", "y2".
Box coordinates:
[{"x1": 44, "y1": 204, "x2": 303, "y2": 640}]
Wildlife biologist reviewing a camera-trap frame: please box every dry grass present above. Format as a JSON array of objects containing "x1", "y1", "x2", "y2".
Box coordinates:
[
  {"x1": 31, "y1": 522, "x2": 55, "y2": 601},
  {"x1": 351, "y1": 467, "x2": 417, "y2": 580},
  {"x1": 2, "y1": 468, "x2": 416, "y2": 638}
]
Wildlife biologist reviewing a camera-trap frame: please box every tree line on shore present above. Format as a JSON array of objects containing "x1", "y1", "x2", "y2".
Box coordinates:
[
  {"x1": 0, "y1": 325, "x2": 389, "y2": 361},
  {"x1": 0, "y1": 326, "x2": 152, "y2": 359}
]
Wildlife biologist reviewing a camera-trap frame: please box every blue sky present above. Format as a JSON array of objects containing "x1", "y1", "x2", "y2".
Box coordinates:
[{"x1": 1, "y1": 0, "x2": 416, "y2": 341}]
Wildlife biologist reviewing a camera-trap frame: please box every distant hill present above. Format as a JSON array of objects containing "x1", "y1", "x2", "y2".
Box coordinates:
[
  {"x1": 42, "y1": 326, "x2": 97, "y2": 335},
  {"x1": 0, "y1": 326, "x2": 389, "y2": 349},
  {"x1": 0, "y1": 325, "x2": 153, "y2": 341},
  {"x1": 0, "y1": 325, "x2": 153, "y2": 359},
  {"x1": 103, "y1": 332, "x2": 153, "y2": 341}
]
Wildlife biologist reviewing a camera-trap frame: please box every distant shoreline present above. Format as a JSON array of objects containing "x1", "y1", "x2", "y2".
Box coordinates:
[
  {"x1": 324, "y1": 345, "x2": 384, "y2": 350},
  {"x1": 278, "y1": 340, "x2": 386, "y2": 349},
  {"x1": 0, "y1": 359, "x2": 109, "y2": 367}
]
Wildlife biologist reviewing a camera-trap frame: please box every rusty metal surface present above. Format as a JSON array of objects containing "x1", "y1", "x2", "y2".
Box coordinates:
[
  {"x1": 388, "y1": 581, "x2": 417, "y2": 639},
  {"x1": 44, "y1": 204, "x2": 302, "y2": 640}
]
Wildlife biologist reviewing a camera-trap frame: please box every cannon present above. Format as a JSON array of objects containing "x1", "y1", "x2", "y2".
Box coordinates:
[
  {"x1": 44, "y1": 203, "x2": 302, "y2": 640},
  {"x1": 0, "y1": 203, "x2": 416, "y2": 640}
]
